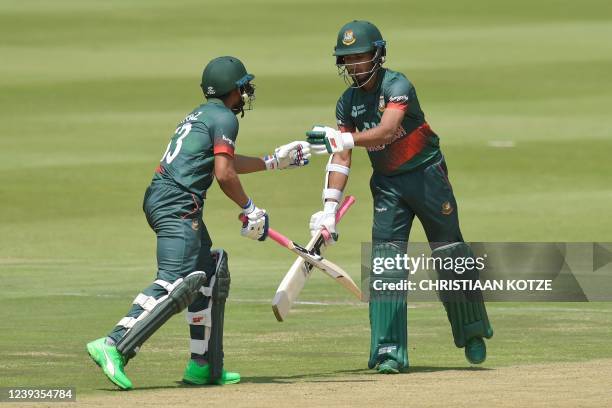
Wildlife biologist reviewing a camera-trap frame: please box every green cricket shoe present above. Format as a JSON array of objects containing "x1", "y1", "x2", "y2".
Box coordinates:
[
  {"x1": 465, "y1": 337, "x2": 487, "y2": 365},
  {"x1": 182, "y1": 360, "x2": 240, "y2": 385},
  {"x1": 86, "y1": 338, "x2": 133, "y2": 390},
  {"x1": 377, "y1": 359, "x2": 400, "y2": 374}
]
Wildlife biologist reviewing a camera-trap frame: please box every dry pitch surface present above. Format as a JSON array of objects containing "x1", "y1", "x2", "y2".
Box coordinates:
[{"x1": 7, "y1": 359, "x2": 611, "y2": 408}]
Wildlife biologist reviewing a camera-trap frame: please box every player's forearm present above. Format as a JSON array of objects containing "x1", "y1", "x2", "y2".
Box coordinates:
[
  {"x1": 322, "y1": 151, "x2": 351, "y2": 203},
  {"x1": 233, "y1": 154, "x2": 266, "y2": 174},
  {"x1": 326, "y1": 172, "x2": 348, "y2": 201},
  {"x1": 326, "y1": 152, "x2": 351, "y2": 200},
  {"x1": 347, "y1": 109, "x2": 405, "y2": 148},
  {"x1": 217, "y1": 171, "x2": 250, "y2": 208},
  {"x1": 352, "y1": 126, "x2": 396, "y2": 147},
  {"x1": 215, "y1": 155, "x2": 250, "y2": 207}
]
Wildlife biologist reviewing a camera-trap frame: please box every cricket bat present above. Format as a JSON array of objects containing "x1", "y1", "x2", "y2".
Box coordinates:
[
  {"x1": 266, "y1": 229, "x2": 359, "y2": 295},
  {"x1": 239, "y1": 207, "x2": 359, "y2": 299},
  {"x1": 272, "y1": 196, "x2": 357, "y2": 322}
]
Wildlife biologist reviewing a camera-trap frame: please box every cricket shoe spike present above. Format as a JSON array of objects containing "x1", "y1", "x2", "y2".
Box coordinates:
[
  {"x1": 465, "y1": 337, "x2": 487, "y2": 364},
  {"x1": 182, "y1": 360, "x2": 240, "y2": 385},
  {"x1": 86, "y1": 338, "x2": 133, "y2": 390}
]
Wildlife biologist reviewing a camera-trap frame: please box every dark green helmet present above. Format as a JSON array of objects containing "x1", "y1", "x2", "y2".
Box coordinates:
[
  {"x1": 334, "y1": 21, "x2": 386, "y2": 88},
  {"x1": 200, "y1": 56, "x2": 254, "y2": 98},
  {"x1": 333, "y1": 20, "x2": 386, "y2": 63}
]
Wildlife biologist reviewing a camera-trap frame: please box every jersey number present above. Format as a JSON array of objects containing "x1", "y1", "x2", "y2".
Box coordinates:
[{"x1": 161, "y1": 123, "x2": 192, "y2": 164}]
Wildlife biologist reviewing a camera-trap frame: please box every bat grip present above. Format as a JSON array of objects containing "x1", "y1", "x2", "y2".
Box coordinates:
[
  {"x1": 335, "y1": 195, "x2": 356, "y2": 222},
  {"x1": 267, "y1": 228, "x2": 291, "y2": 247},
  {"x1": 321, "y1": 195, "x2": 356, "y2": 241}
]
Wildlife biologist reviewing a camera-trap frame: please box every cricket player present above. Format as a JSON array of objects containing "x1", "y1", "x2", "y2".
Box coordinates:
[
  {"x1": 307, "y1": 21, "x2": 493, "y2": 373},
  {"x1": 86, "y1": 56, "x2": 311, "y2": 390}
]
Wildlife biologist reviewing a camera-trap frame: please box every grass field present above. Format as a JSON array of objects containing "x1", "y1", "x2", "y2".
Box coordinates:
[{"x1": 1, "y1": 0, "x2": 612, "y2": 406}]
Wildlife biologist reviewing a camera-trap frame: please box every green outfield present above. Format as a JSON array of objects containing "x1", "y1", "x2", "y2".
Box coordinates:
[{"x1": 1, "y1": 0, "x2": 612, "y2": 402}]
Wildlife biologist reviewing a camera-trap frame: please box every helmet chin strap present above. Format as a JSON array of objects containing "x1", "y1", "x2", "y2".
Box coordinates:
[
  {"x1": 350, "y1": 64, "x2": 381, "y2": 89},
  {"x1": 231, "y1": 101, "x2": 245, "y2": 117},
  {"x1": 337, "y1": 47, "x2": 385, "y2": 89},
  {"x1": 231, "y1": 84, "x2": 256, "y2": 117}
]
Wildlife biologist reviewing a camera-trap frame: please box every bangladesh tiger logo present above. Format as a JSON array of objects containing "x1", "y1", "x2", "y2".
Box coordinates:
[
  {"x1": 441, "y1": 201, "x2": 454, "y2": 215},
  {"x1": 342, "y1": 30, "x2": 356, "y2": 45},
  {"x1": 378, "y1": 95, "x2": 385, "y2": 112}
]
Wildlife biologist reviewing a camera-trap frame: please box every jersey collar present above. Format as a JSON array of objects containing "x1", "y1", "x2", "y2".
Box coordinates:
[{"x1": 206, "y1": 98, "x2": 225, "y2": 105}]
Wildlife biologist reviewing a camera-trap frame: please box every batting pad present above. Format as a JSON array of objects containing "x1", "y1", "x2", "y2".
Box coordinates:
[
  {"x1": 431, "y1": 242, "x2": 494, "y2": 348},
  {"x1": 368, "y1": 240, "x2": 409, "y2": 370}
]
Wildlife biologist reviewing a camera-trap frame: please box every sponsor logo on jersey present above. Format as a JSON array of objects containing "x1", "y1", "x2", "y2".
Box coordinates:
[
  {"x1": 342, "y1": 29, "x2": 356, "y2": 45},
  {"x1": 375, "y1": 206, "x2": 388, "y2": 213},
  {"x1": 221, "y1": 135, "x2": 235, "y2": 147},
  {"x1": 389, "y1": 95, "x2": 409, "y2": 104},
  {"x1": 378, "y1": 95, "x2": 385, "y2": 112},
  {"x1": 441, "y1": 201, "x2": 454, "y2": 215},
  {"x1": 351, "y1": 104, "x2": 366, "y2": 118}
]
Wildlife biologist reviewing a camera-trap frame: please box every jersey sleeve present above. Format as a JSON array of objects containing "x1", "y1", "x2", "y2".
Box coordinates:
[
  {"x1": 211, "y1": 111, "x2": 239, "y2": 157},
  {"x1": 335, "y1": 93, "x2": 355, "y2": 132},
  {"x1": 384, "y1": 74, "x2": 413, "y2": 112}
]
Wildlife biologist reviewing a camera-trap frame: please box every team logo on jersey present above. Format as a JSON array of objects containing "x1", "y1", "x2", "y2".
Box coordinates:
[
  {"x1": 191, "y1": 218, "x2": 200, "y2": 230},
  {"x1": 342, "y1": 30, "x2": 356, "y2": 45},
  {"x1": 441, "y1": 201, "x2": 454, "y2": 215},
  {"x1": 207, "y1": 86, "x2": 216, "y2": 95},
  {"x1": 378, "y1": 95, "x2": 385, "y2": 112}
]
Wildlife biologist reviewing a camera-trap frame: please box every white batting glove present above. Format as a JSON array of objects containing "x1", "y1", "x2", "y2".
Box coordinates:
[
  {"x1": 264, "y1": 141, "x2": 311, "y2": 170},
  {"x1": 309, "y1": 201, "x2": 339, "y2": 244},
  {"x1": 241, "y1": 199, "x2": 269, "y2": 241},
  {"x1": 306, "y1": 126, "x2": 354, "y2": 154}
]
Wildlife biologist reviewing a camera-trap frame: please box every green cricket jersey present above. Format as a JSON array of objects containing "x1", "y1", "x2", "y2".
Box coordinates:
[
  {"x1": 151, "y1": 98, "x2": 239, "y2": 201},
  {"x1": 336, "y1": 68, "x2": 440, "y2": 175}
]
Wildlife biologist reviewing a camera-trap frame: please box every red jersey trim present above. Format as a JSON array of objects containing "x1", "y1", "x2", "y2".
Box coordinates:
[
  {"x1": 383, "y1": 122, "x2": 434, "y2": 172},
  {"x1": 213, "y1": 144, "x2": 235, "y2": 157},
  {"x1": 386, "y1": 102, "x2": 408, "y2": 112}
]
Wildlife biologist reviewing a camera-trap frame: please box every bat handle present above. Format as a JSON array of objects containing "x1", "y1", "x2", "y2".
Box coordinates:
[
  {"x1": 321, "y1": 195, "x2": 356, "y2": 241},
  {"x1": 335, "y1": 195, "x2": 356, "y2": 222},
  {"x1": 267, "y1": 228, "x2": 291, "y2": 248}
]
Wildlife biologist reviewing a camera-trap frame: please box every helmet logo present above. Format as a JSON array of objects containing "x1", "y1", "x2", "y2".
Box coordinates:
[
  {"x1": 207, "y1": 86, "x2": 215, "y2": 95},
  {"x1": 342, "y1": 29, "x2": 356, "y2": 45}
]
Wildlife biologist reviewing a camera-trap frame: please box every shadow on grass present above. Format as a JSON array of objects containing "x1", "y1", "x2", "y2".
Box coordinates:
[
  {"x1": 97, "y1": 365, "x2": 492, "y2": 391},
  {"x1": 242, "y1": 365, "x2": 491, "y2": 384}
]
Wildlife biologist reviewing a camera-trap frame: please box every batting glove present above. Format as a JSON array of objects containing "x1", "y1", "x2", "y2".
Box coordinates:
[
  {"x1": 263, "y1": 141, "x2": 311, "y2": 170},
  {"x1": 309, "y1": 201, "x2": 339, "y2": 244},
  {"x1": 241, "y1": 199, "x2": 269, "y2": 241},
  {"x1": 306, "y1": 126, "x2": 354, "y2": 154}
]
